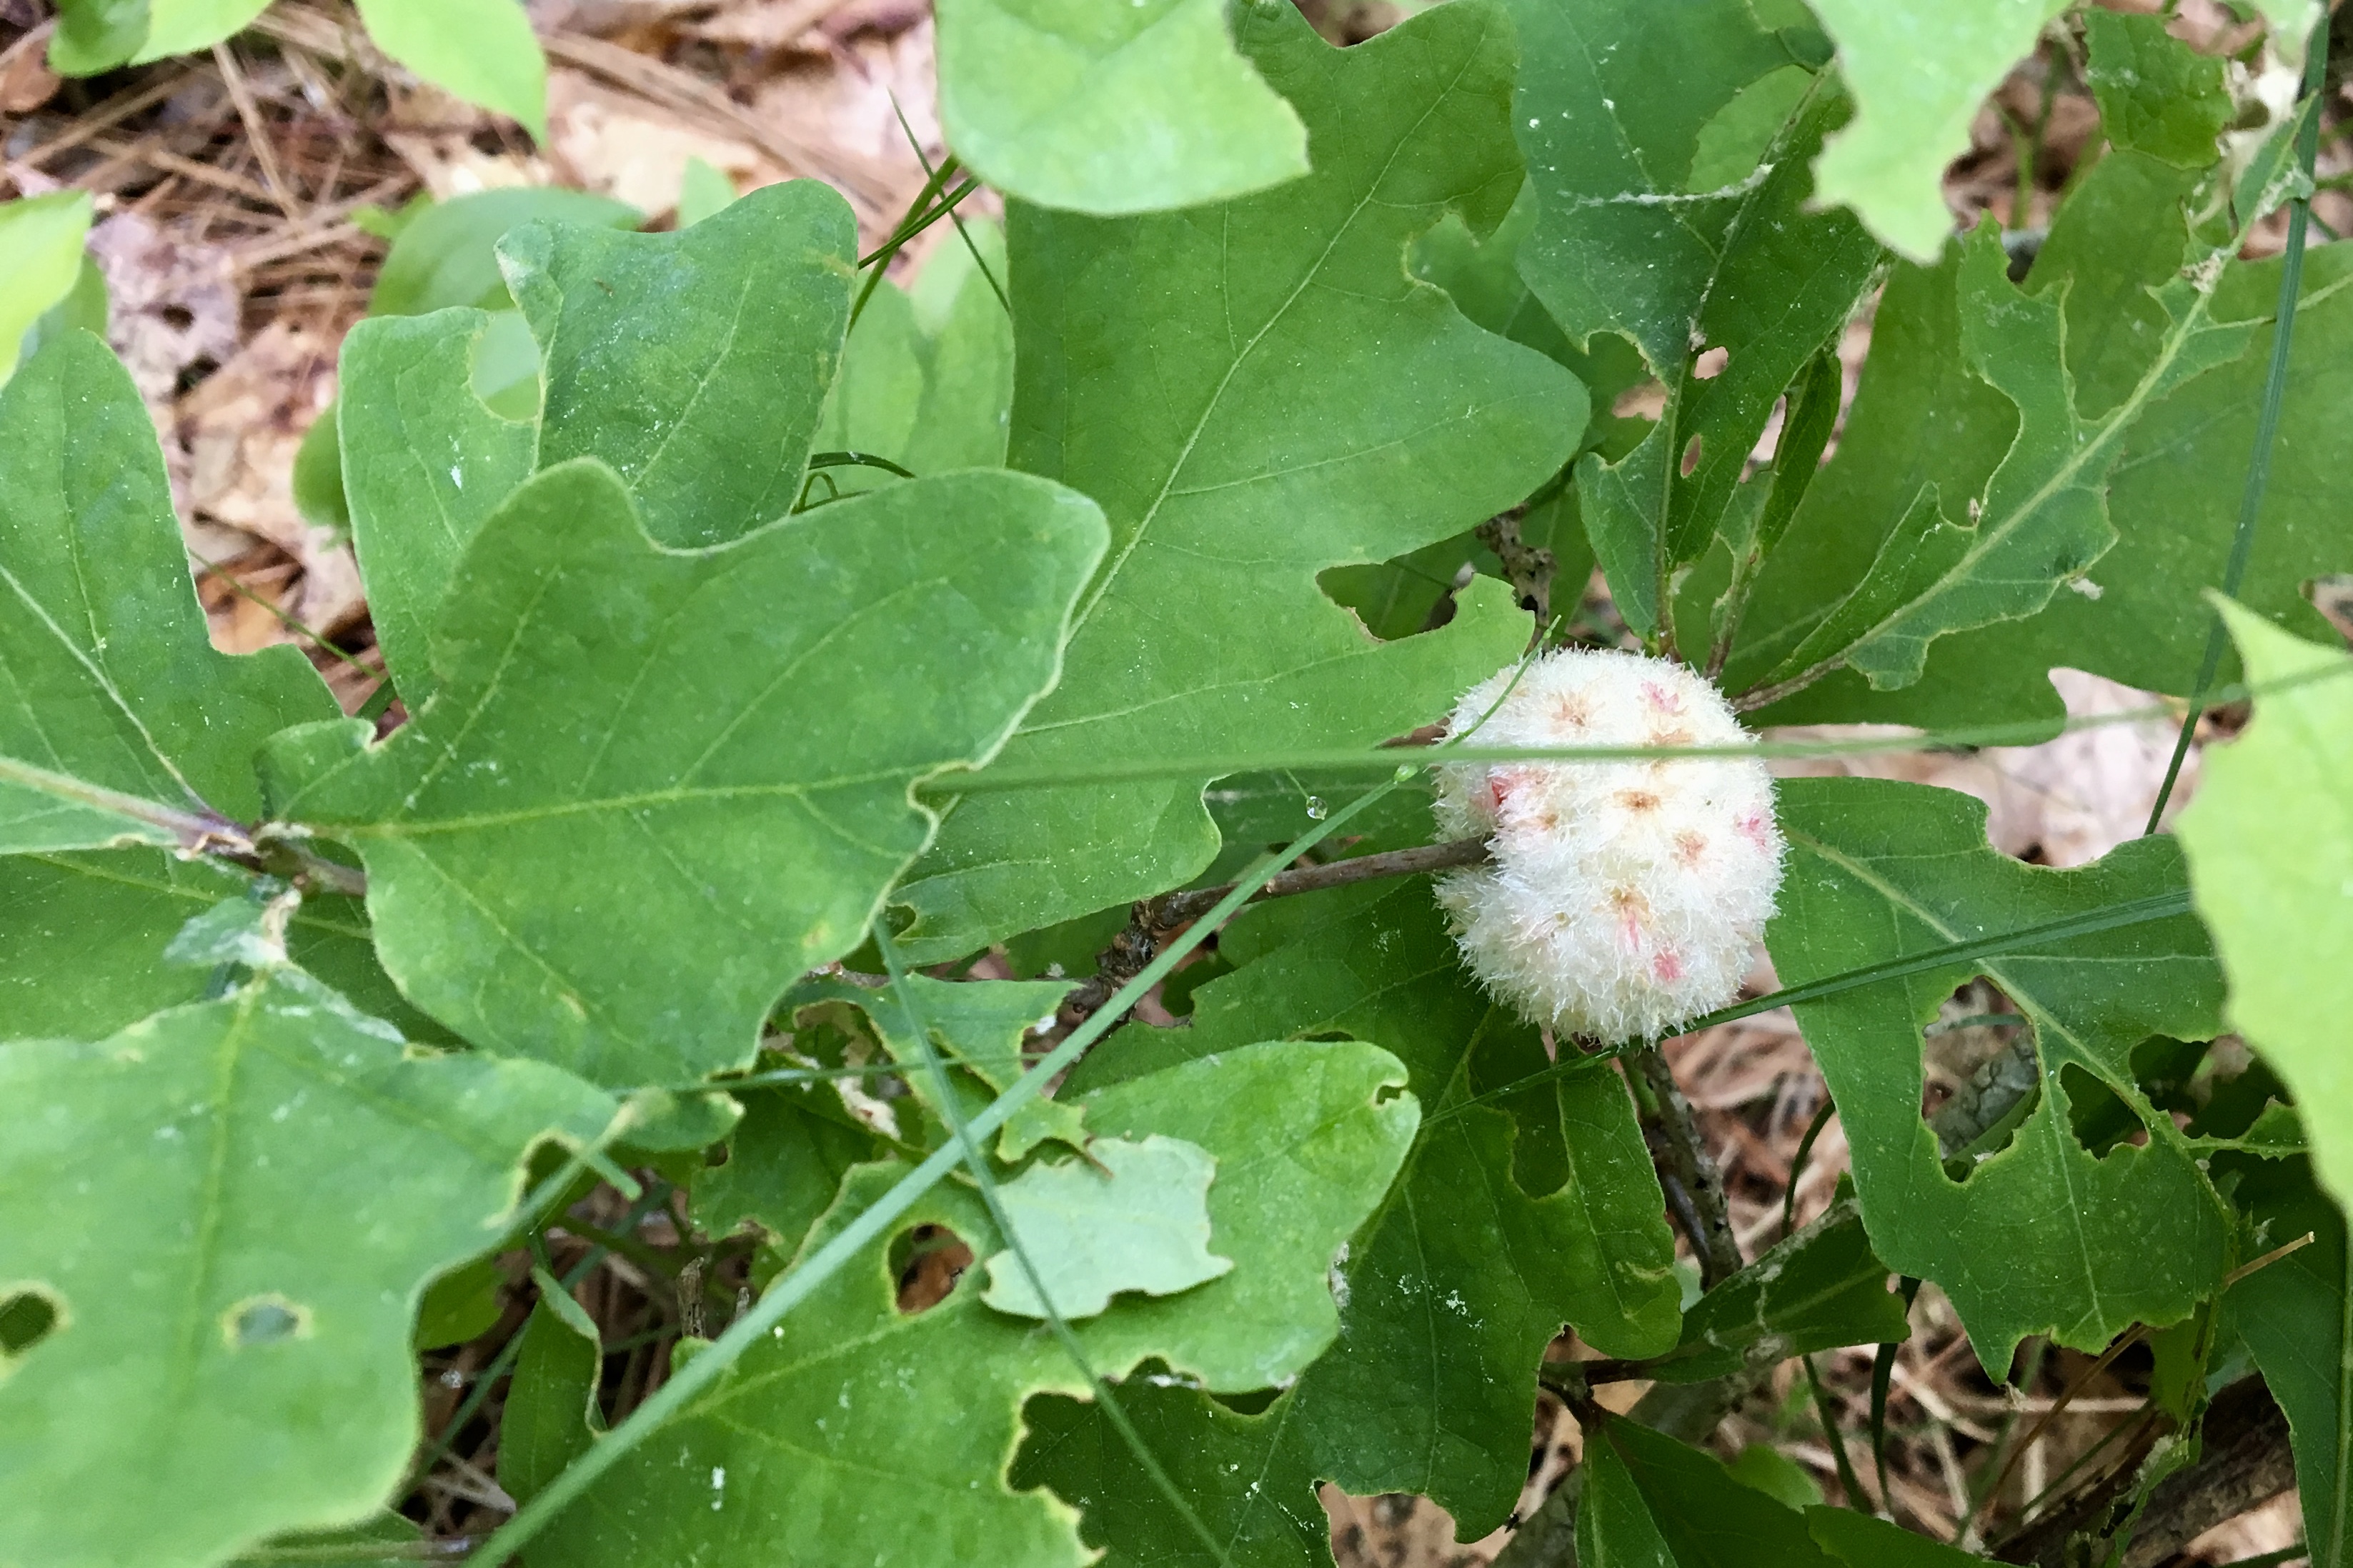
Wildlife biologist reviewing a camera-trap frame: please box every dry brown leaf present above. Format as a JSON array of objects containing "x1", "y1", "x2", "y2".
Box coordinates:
[
  {"x1": 1769, "y1": 669, "x2": 2197, "y2": 868},
  {"x1": 86, "y1": 211, "x2": 241, "y2": 410},
  {"x1": 688, "y1": 0, "x2": 857, "y2": 51},
  {"x1": 175, "y1": 320, "x2": 367, "y2": 636},
  {"x1": 545, "y1": 67, "x2": 766, "y2": 214},
  {"x1": 0, "y1": 21, "x2": 60, "y2": 114}
]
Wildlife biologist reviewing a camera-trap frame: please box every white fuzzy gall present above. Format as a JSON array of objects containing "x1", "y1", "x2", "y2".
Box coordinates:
[{"x1": 1433, "y1": 648, "x2": 1784, "y2": 1043}]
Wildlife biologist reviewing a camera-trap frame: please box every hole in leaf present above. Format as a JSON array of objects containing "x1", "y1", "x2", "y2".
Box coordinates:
[
  {"x1": 1679, "y1": 435, "x2": 1703, "y2": 478},
  {"x1": 1920, "y1": 979, "x2": 2036, "y2": 1174},
  {"x1": 2064, "y1": 1037, "x2": 2204, "y2": 1157},
  {"x1": 1611, "y1": 379, "x2": 1666, "y2": 421},
  {"x1": 225, "y1": 1294, "x2": 310, "y2": 1348},
  {"x1": 1213, "y1": 1385, "x2": 1281, "y2": 1416},
  {"x1": 0, "y1": 1288, "x2": 63, "y2": 1356},
  {"x1": 890, "y1": 1224, "x2": 972, "y2": 1314},
  {"x1": 1692, "y1": 346, "x2": 1728, "y2": 380}
]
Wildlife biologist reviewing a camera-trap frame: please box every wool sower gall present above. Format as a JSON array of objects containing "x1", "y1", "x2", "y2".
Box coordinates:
[{"x1": 1434, "y1": 649, "x2": 1785, "y2": 1043}]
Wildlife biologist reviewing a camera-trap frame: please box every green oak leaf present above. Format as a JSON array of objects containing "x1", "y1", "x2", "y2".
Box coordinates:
[
  {"x1": 367, "y1": 188, "x2": 640, "y2": 318},
  {"x1": 894, "y1": 0, "x2": 1578, "y2": 960},
  {"x1": 1058, "y1": 879, "x2": 1678, "y2": 1535},
  {"x1": 933, "y1": 0, "x2": 1308, "y2": 216},
  {"x1": 0, "y1": 333, "x2": 336, "y2": 849},
  {"x1": 980, "y1": 1135, "x2": 1233, "y2": 1319},
  {"x1": 2083, "y1": 9, "x2": 2231, "y2": 171},
  {"x1": 299, "y1": 189, "x2": 637, "y2": 536},
  {"x1": 1806, "y1": 1507, "x2": 1987, "y2": 1566},
  {"x1": 806, "y1": 226, "x2": 1013, "y2": 504},
  {"x1": 0, "y1": 971, "x2": 613, "y2": 1568},
  {"x1": 1498, "y1": 0, "x2": 1791, "y2": 374},
  {"x1": 1769, "y1": 776, "x2": 2230, "y2": 1372},
  {"x1": 1733, "y1": 156, "x2": 2352, "y2": 729},
  {"x1": 692, "y1": 1074, "x2": 884, "y2": 1260},
  {"x1": 534, "y1": 1040, "x2": 1417, "y2": 1567},
  {"x1": 1014, "y1": 1377, "x2": 1332, "y2": 1568},
  {"x1": 1501, "y1": 0, "x2": 1879, "y2": 631},
  {"x1": 2178, "y1": 606, "x2": 2353, "y2": 1205},
  {"x1": 678, "y1": 156, "x2": 737, "y2": 225},
  {"x1": 412, "y1": 1255, "x2": 504, "y2": 1349},
  {"x1": 902, "y1": 219, "x2": 1015, "y2": 475},
  {"x1": 1736, "y1": 224, "x2": 2252, "y2": 702},
  {"x1": 0, "y1": 191, "x2": 93, "y2": 384},
  {"x1": 786, "y1": 973, "x2": 1085, "y2": 1162},
  {"x1": 47, "y1": 0, "x2": 151, "y2": 74},
  {"x1": 2224, "y1": 1154, "x2": 2353, "y2": 1568},
  {"x1": 227, "y1": 1514, "x2": 432, "y2": 1568},
  {"x1": 1580, "y1": 1414, "x2": 1839, "y2": 1567},
  {"x1": 266, "y1": 458, "x2": 1105, "y2": 1089},
  {"x1": 336, "y1": 311, "x2": 538, "y2": 703},
  {"x1": 0, "y1": 852, "x2": 437, "y2": 1041},
  {"x1": 354, "y1": 0, "x2": 548, "y2": 140},
  {"x1": 1803, "y1": 0, "x2": 2070, "y2": 262},
  {"x1": 497, "y1": 1289, "x2": 604, "y2": 1506},
  {"x1": 338, "y1": 181, "x2": 855, "y2": 700},
  {"x1": 508, "y1": 180, "x2": 854, "y2": 549},
  {"x1": 1641, "y1": 1197, "x2": 1907, "y2": 1385}
]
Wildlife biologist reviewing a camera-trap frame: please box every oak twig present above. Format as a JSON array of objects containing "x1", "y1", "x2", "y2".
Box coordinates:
[
  {"x1": 1991, "y1": 1376, "x2": 2294, "y2": 1567},
  {"x1": 1630, "y1": 1044, "x2": 1742, "y2": 1289},
  {"x1": 1056, "y1": 836, "x2": 1492, "y2": 1029}
]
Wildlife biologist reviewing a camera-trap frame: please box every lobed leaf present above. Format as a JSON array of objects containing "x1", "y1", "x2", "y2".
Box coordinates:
[
  {"x1": 0, "y1": 333, "x2": 336, "y2": 849},
  {"x1": 339, "y1": 181, "x2": 855, "y2": 700},
  {"x1": 1801, "y1": 0, "x2": 2069, "y2": 262},
  {"x1": 1738, "y1": 224, "x2": 2252, "y2": 703},
  {"x1": 977, "y1": 1134, "x2": 1233, "y2": 1320},
  {"x1": 2178, "y1": 606, "x2": 2353, "y2": 1205},
  {"x1": 894, "y1": 0, "x2": 1577, "y2": 960},
  {"x1": 1736, "y1": 162, "x2": 2352, "y2": 729},
  {"x1": 2082, "y1": 9, "x2": 2232, "y2": 171},
  {"x1": 267, "y1": 458, "x2": 1105, "y2": 1089},
  {"x1": 0, "y1": 191, "x2": 93, "y2": 384},
  {"x1": 1043, "y1": 879, "x2": 1678, "y2": 1537},
  {"x1": 1769, "y1": 776, "x2": 2229, "y2": 1372},
  {"x1": 0, "y1": 972, "x2": 612, "y2": 1568},
  {"x1": 531, "y1": 1041, "x2": 1416, "y2": 1567},
  {"x1": 1639, "y1": 1197, "x2": 1907, "y2": 1386},
  {"x1": 785, "y1": 972, "x2": 1086, "y2": 1162},
  {"x1": 1580, "y1": 1414, "x2": 1840, "y2": 1566},
  {"x1": 0, "y1": 850, "x2": 436, "y2": 1041},
  {"x1": 933, "y1": 0, "x2": 1308, "y2": 216},
  {"x1": 353, "y1": 0, "x2": 548, "y2": 140},
  {"x1": 1500, "y1": 0, "x2": 1879, "y2": 630}
]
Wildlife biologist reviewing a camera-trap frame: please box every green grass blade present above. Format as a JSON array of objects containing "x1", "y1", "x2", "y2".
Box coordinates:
[{"x1": 2146, "y1": 14, "x2": 2332, "y2": 834}]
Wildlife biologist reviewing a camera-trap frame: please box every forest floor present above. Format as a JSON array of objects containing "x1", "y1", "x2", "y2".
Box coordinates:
[{"x1": 3, "y1": 0, "x2": 2346, "y2": 1562}]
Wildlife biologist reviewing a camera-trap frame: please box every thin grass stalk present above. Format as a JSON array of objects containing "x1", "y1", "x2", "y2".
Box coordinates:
[
  {"x1": 2146, "y1": 12, "x2": 2332, "y2": 833},
  {"x1": 872, "y1": 922, "x2": 1236, "y2": 1568}
]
